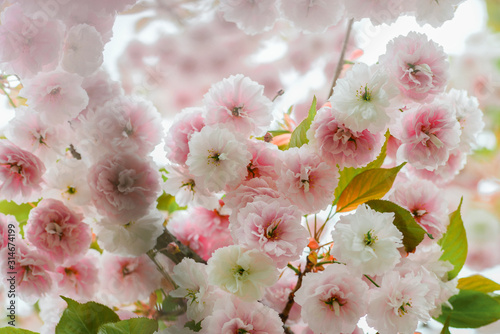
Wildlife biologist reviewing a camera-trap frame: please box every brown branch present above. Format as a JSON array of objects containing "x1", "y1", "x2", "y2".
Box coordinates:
[
  {"x1": 279, "y1": 257, "x2": 315, "y2": 325},
  {"x1": 153, "y1": 229, "x2": 206, "y2": 265},
  {"x1": 327, "y1": 18, "x2": 354, "y2": 99}
]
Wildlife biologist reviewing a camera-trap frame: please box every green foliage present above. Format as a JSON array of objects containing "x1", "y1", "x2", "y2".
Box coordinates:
[
  {"x1": 457, "y1": 275, "x2": 500, "y2": 293},
  {"x1": 0, "y1": 200, "x2": 34, "y2": 237},
  {"x1": 366, "y1": 200, "x2": 425, "y2": 253},
  {"x1": 438, "y1": 198, "x2": 467, "y2": 280},
  {"x1": 440, "y1": 316, "x2": 451, "y2": 334},
  {"x1": 157, "y1": 192, "x2": 185, "y2": 213},
  {"x1": 486, "y1": 0, "x2": 500, "y2": 32},
  {"x1": 436, "y1": 289, "x2": 500, "y2": 328},
  {"x1": 55, "y1": 297, "x2": 120, "y2": 334},
  {"x1": 333, "y1": 132, "x2": 389, "y2": 205},
  {"x1": 0, "y1": 329, "x2": 39, "y2": 334},
  {"x1": 335, "y1": 163, "x2": 405, "y2": 213},
  {"x1": 97, "y1": 318, "x2": 158, "y2": 334},
  {"x1": 288, "y1": 96, "x2": 316, "y2": 149},
  {"x1": 184, "y1": 320, "x2": 202, "y2": 332}
]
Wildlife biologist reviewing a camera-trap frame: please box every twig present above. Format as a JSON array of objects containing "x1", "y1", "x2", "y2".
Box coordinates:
[
  {"x1": 147, "y1": 249, "x2": 177, "y2": 290},
  {"x1": 279, "y1": 257, "x2": 314, "y2": 324},
  {"x1": 327, "y1": 18, "x2": 354, "y2": 99},
  {"x1": 154, "y1": 229, "x2": 206, "y2": 265},
  {"x1": 0, "y1": 84, "x2": 16, "y2": 108}
]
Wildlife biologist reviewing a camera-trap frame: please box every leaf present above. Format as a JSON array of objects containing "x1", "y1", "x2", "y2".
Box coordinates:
[
  {"x1": 332, "y1": 132, "x2": 389, "y2": 206},
  {"x1": 0, "y1": 329, "x2": 39, "y2": 334},
  {"x1": 0, "y1": 200, "x2": 33, "y2": 222},
  {"x1": 184, "y1": 320, "x2": 202, "y2": 332},
  {"x1": 486, "y1": 0, "x2": 500, "y2": 32},
  {"x1": 56, "y1": 296, "x2": 120, "y2": 334},
  {"x1": 288, "y1": 96, "x2": 316, "y2": 149},
  {"x1": 438, "y1": 198, "x2": 467, "y2": 280},
  {"x1": 97, "y1": 318, "x2": 158, "y2": 334},
  {"x1": 157, "y1": 192, "x2": 185, "y2": 213},
  {"x1": 335, "y1": 163, "x2": 405, "y2": 213},
  {"x1": 457, "y1": 275, "x2": 500, "y2": 293},
  {"x1": 436, "y1": 289, "x2": 500, "y2": 328},
  {"x1": 366, "y1": 200, "x2": 425, "y2": 253}
]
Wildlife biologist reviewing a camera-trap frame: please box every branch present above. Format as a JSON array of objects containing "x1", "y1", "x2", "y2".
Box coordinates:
[
  {"x1": 279, "y1": 257, "x2": 314, "y2": 325},
  {"x1": 327, "y1": 18, "x2": 354, "y2": 99},
  {"x1": 153, "y1": 228, "x2": 206, "y2": 265}
]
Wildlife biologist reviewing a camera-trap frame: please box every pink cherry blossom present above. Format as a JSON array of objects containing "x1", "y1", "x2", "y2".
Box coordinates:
[
  {"x1": 411, "y1": 0, "x2": 466, "y2": 28},
  {"x1": 295, "y1": 264, "x2": 369, "y2": 334},
  {"x1": 344, "y1": 0, "x2": 408, "y2": 25},
  {"x1": 0, "y1": 4, "x2": 62, "y2": 78},
  {"x1": 99, "y1": 252, "x2": 162, "y2": 304},
  {"x1": 201, "y1": 295, "x2": 284, "y2": 334},
  {"x1": 0, "y1": 140, "x2": 46, "y2": 204},
  {"x1": 246, "y1": 139, "x2": 281, "y2": 180},
  {"x1": 280, "y1": 0, "x2": 345, "y2": 33},
  {"x1": 186, "y1": 125, "x2": 251, "y2": 193},
  {"x1": 231, "y1": 197, "x2": 308, "y2": 267},
  {"x1": 203, "y1": 74, "x2": 273, "y2": 137},
  {"x1": 307, "y1": 104, "x2": 384, "y2": 169},
  {"x1": 367, "y1": 270, "x2": 434, "y2": 334},
  {"x1": 390, "y1": 177, "x2": 449, "y2": 241},
  {"x1": 61, "y1": 24, "x2": 104, "y2": 77},
  {"x1": 379, "y1": 32, "x2": 449, "y2": 102},
  {"x1": 395, "y1": 102, "x2": 460, "y2": 171},
  {"x1": 87, "y1": 153, "x2": 162, "y2": 223},
  {"x1": 0, "y1": 240, "x2": 54, "y2": 303},
  {"x1": 163, "y1": 164, "x2": 219, "y2": 209},
  {"x1": 26, "y1": 198, "x2": 92, "y2": 266},
  {"x1": 80, "y1": 69, "x2": 122, "y2": 116},
  {"x1": 276, "y1": 146, "x2": 339, "y2": 214},
  {"x1": 167, "y1": 209, "x2": 233, "y2": 261},
  {"x1": 54, "y1": 250, "x2": 100, "y2": 301},
  {"x1": 436, "y1": 89, "x2": 484, "y2": 153},
  {"x1": 165, "y1": 107, "x2": 206, "y2": 166},
  {"x1": 406, "y1": 148, "x2": 466, "y2": 185},
  {"x1": 76, "y1": 96, "x2": 162, "y2": 159},
  {"x1": 5, "y1": 106, "x2": 68, "y2": 164},
  {"x1": 20, "y1": 69, "x2": 89, "y2": 124},
  {"x1": 219, "y1": 0, "x2": 279, "y2": 35}
]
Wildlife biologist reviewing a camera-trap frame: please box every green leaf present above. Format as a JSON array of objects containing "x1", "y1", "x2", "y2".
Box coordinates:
[
  {"x1": 97, "y1": 318, "x2": 158, "y2": 334},
  {"x1": 56, "y1": 296, "x2": 120, "y2": 334},
  {"x1": 0, "y1": 200, "x2": 34, "y2": 237},
  {"x1": 486, "y1": 0, "x2": 500, "y2": 32},
  {"x1": 457, "y1": 275, "x2": 500, "y2": 293},
  {"x1": 335, "y1": 163, "x2": 405, "y2": 213},
  {"x1": 438, "y1": 198, "x2": 467, "y2": 280},
  {"x1": 366, "y1": 200, "x2": 425, "y2": 253},
  {"x1": 288, "y1": 96, "x2": 316, "y2": 149},
  {"x1": 436, "y1": 289, "x2": 500, "y2": 328},
  {"x1": 184, "y1": 320, "x2": 202, "y2": 332},
  {"x1": 0, "y1": 329, "x2": 39, "y2": 334},
  {"x1": 157, "y1": 192, "x2": 185, "y2": 213},
  {"x1": 332, "y1": 132, "x2": 389, "y2": 206}
]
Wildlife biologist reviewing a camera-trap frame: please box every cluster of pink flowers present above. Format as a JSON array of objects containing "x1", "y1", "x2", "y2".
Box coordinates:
[{"x1": 0, "y1": 0, "x2": 486, "y2": 333}]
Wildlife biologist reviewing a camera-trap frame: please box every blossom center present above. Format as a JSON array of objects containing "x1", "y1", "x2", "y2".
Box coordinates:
[
  {"x1": 117, "y1": 169, "x2": 137, "y2": 193},
  {"x1": 356, "y1": 84, "x2": 371, "y2": 101},
  {"x1": 46, "y1": 222, "x2": 63, "y2": 237},
  {"x1": 265, "y1": 219, "x2": 281, "y2": 240},
  {"x1": 231, "y1": 105, "x2": 244, "y2": 117},
  {"x1": 322, "y1": 295, "x2": 346, "y2": 315},
  {"x1": 67, "y1": 186, "x2": 77, "y2": 195},
  {"x1": 50, "y1": 87, "x2": 61, "y2": 95},
  {"x1": 232, "y1": 265, "x2": 249, "y2": 281},
  {"x1": 181, "y1": 179, "x2": 196, "y2": 191},
  {"x1": 398, "y1": 300, "x2": 412, "y2": 317},
  {"x1": 364, "y1": 229, "x2": 377, "y2": 246},
  {"x1": 207, "y1": 149, "x2": 228, "y2": 165}
]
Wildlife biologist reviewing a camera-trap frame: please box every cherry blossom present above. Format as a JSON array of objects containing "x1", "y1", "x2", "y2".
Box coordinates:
[{"x1": 218, "y1": 0, "x2": 279, "y2": 35}]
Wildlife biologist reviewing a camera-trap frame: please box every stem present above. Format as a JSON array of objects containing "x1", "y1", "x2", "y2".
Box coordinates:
[
  {"x1": 0, "y1": 84, "x2": 16, "y2": 108},
  {"x1": 147, "y1": 249, "x2": 177, "y2": 290},
  {"x1": 327, "y1": 18, "x2": 354, "y2": 99},
  {"x1": 272, "y1": 89, "x2": 284, "y2": 102},
  {"x1": 279, "y1": 257, "x2": 314, "y2": 324},
  {"x1": 364, "y1": 274, "x2": 380, "y2": 288}
]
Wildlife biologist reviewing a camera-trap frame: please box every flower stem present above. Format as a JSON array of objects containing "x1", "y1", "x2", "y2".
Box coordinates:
[
  {"x1": 327, "y1": 18, "x2": 354, "y2": 99},
  {"x1": 364, "y1": 274, "x2": 380, "y2": 288},
  {"x1": 0, "y1": 84, "x2": 16, "y2": 108}
]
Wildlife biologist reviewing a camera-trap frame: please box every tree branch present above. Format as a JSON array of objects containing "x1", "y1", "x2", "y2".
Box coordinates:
[
  {"x1": 327, "y1": 18, "x2": 354, "y2": 99},
  {"x1": 153, "y1": 229, "x2": 206, "y2": 265}
]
